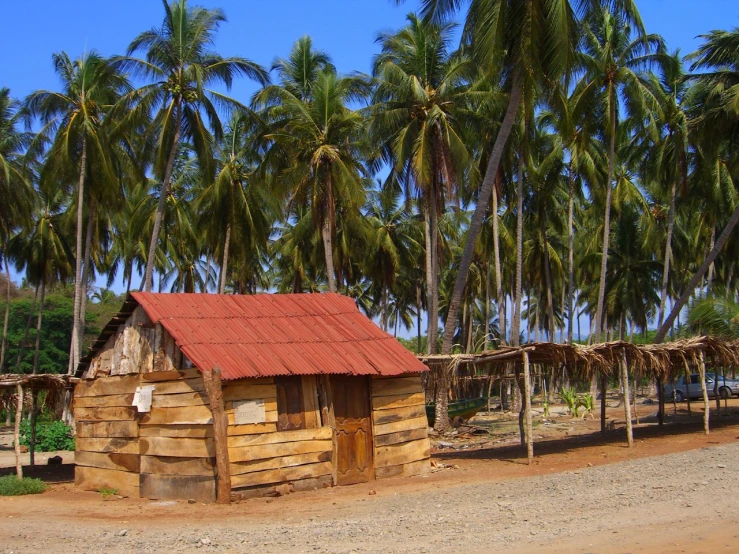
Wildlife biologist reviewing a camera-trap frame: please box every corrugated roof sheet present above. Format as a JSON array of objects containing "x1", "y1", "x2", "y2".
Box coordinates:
[{"x1": 118, "y1": 292, "x2": 427, "y2": 380}]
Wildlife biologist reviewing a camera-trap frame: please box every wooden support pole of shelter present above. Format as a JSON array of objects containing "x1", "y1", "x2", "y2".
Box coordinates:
[
  {"x1": 14, "y1": 383, "x2": 24, "y2": 478},
  {"x1": 317, "y1": 375, "x2": 338, "y2": 486},
  {"x1": 522, "y1": 351, "x2": 533, "y2": 464},
  {"x1": 620, "y1": 351, "x2": 633, "y2": 448},
  {"x1": 600, "y1": 371, "x2": 607, "y2": 434},
  {"x1": 202, "y1": 368, "x2": 231, "y2": 504},
  {"x1": 697, "y1": 353, "x2": 710, "y2": 435},
  {"x1": 683, "y1": 359, "x2": 692, "y2": 416}
]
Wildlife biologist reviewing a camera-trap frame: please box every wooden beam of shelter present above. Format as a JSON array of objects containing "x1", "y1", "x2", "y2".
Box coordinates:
[{"x1": 202, "y1": 368, "x2": 231, "y2": 504}]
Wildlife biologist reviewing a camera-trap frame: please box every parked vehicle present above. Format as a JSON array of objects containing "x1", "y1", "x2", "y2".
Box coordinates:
[{"x1": 663, "y1": 373, "x2": 739, "y2": 402}]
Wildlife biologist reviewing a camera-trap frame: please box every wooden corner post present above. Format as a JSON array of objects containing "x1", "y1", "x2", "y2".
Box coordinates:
[
  {"x1": 522, "y1": 351, "x2": 533, "y2": 464},
  {"x1": 14, "y1": 383, "x2": 24, "y2": 479},
  {"x1": 202, "y1": 367, "x2": 231, "y2": 504}
]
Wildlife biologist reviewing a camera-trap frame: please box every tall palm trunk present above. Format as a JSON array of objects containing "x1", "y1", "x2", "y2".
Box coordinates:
[
  {"x1": 706, "y1": 226, "x2": 716, "y2": 290},
  {"x1": 219, "y1": 222, "x2": 232, "y2": 294},
  {"x1": 492, "y1": 178, "x2": 505, "y2": 344},
  {"x1": 441, "y1": 70, "x2": 523, "y2": 353},
  {"x1": 511, "y1": 154, "x2": 525, "y2": 347},
  {"x1": 144, "y1": 99, "x2": 182, "y2": 292},
  {"x1": 566, "y1": 161, "x2": 575, "y2": 344},
  {"x1": 416, "y1": 282, "x2": 422, "y2": 353},
  {"x1": 0, "y1": 251, "x2": 12, "y2": 373},
  {"x1": 657, "y1": 180, "x2": 677, "y2": 328},
  {"x1": 655, "y1": 200, "x2": 739, "y2": 343},
  {"x1": 321, "y1": 216, "x2": 336, "y2": 293},
  {"x1": 381, "y1": 283, "x2": 389, "y2": 332},
  {"x1": 542, "y1": 222, "x2": 555, "y2": 341},
  {"x1": 29, "y1": 279, "x2": 45, "y2": 466},
  {"x1": 67, "y1": 133, "x2": 87, "y2": 374},
  {"x1": 78, "y1": 201, "x2": 96, "y2": 360},
  {"x1": 594, "y1": 93, "x2": 616, "y2": 344},
  {"x1": 424, "y1": 200, "x2": 436, "y2": 354},
  {"x1": 484, "y1": 263, "x2": 490, "y2": 349}
]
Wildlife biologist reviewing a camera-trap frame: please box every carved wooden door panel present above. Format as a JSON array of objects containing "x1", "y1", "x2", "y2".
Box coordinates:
[{"x1": 330, "y1": 376, "x2": 374, "y2": 485}]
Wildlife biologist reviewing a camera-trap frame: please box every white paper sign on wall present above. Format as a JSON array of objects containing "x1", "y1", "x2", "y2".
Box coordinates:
[
  {"x1": 132, "y1": 385, "x2": 156, "y2": 413},
  {"x1": 233, "y1": 399, "x2": 266, "y2": 424}
]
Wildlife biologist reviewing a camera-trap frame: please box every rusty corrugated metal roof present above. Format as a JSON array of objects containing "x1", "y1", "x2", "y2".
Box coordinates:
[{"x1": 115, "y1": 292, "x2": 428, "y2": 380}]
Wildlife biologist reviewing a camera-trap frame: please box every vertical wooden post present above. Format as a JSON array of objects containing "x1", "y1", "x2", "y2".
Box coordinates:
[
  {"x1": 683, "y1": 359, "x2": 692, "y2": 416},
  {"x1": 620, "y1": 352, "x2": 633, "y2": 447},
  {"x1": 522, "y1": 352, "x2": 533, "y2": 464},
  {"x1": 600, "y1": 371, "x2": 607, "y2": 433},
  {"x1": 632, "y1": 377, "x2": 639, "y2": 425},
  {"x1": 697, "y1": 353, "x2": 710, "y2": 435},
  {"x1": 14, "y1": 383, "x2": 24, "y2": 479},
  {"x1": 656, "y1": 375, "x2": 664, "y2": 426},
  {"x1": 202, "y1": 368, "x2": 231, "y2": 504},
  {"x1": 318, "y1": 375, "x2": 338, "y2": 486}
]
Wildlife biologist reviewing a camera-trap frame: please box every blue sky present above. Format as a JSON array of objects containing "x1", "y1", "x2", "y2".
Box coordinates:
[{"x1": 1, "y1": 0, "x2": 737, "y2": 336}]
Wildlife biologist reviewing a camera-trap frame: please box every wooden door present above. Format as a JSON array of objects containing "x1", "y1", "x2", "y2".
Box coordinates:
[{"x1": 330, "y1": 376, "x2": 374, "y2": 485}]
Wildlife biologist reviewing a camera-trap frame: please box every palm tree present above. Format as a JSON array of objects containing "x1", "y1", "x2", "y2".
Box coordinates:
[
  {"x1": 115, "y1": 0, "x2": 269, "y2": 293},
  {"x1": 0, "y1": 88, "x2": 33, "y2": 373},
  {"x1": 656, "y1": 28, "x2": 739, "y2": 341},
  {"x1": 197, "y1": 113, "x2": 274, "y2": 294},
  {"x1": 575, "y1": 6, "x2": 662, "y2": 343},
  {"x1": 371, "y1": 13, "x2": 474, "y2": 354},
  {"x1": 258, "y1": 62, "x2": 368, "y2": 293},
  {"x1": 24, "y1": 51, "x2": 128, "y2": 372}
]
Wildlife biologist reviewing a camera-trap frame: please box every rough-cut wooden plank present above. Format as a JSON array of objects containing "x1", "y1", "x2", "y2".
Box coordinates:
[
  {"x1": 75, "y1": 394, "x2": 135, "y2": 408},
  {"x1": 141, "y1": 368, "x2": 201, "y2": 382},
  {"x1": 373, "y1": 415, "x2": 428, "y2": 436},
  {"x1": 147, "y1": 378, "x2": 205, "y2": 395},
  {"x1": 141, "y1": 455, "x2": 215, "y2": 476},
  {"x1": 75, "y1": 466, "x2": 139, "y2": 498},
  {"x1": 301, "y1": 376, "x2": 320, "y2": 429},
  {"x1": 371, "y1": 376, "x2": 423, "y2": 398},
  {"x1": 228, "y1": 440, "x2": 332, "y2": 463},
  {"x1": 140, "y1": 436, "x2": 215, "y2": 458},
  {"x1": 76, "y1": 437, "x2": 139, "y2": 454},
  {"x1": 374, "y1": 458, "x2": 430, "y2": 480},
  {"x1": 226, "y1": 409, "x2": 277, "y2": 425},
  {"x1": 151, "y1": 391, "x2": 208, "y2": 408},
  {"x1": 371, "y1": 391, "x2": 425, "y2": 411},
  {"x1": 227, "y1": 423, "x2": 277, "y2": 436},
  {"x1": 140, "y1": 405, "x2": 213, "y2": 425},
  {"x1": 139, "y1": 424, "x2": 212, "y2": 438},
  {"x1": 230, "y1": 461, "x2": 333, "y2": 488},
  {"x1": 229, "y1": 475, "x2": 332, "y2": 501},
  {"x1": 222, "y1": 383, "x2": 277, "y2": 402},
  {"x1": 140, "y1": 473, "x2": 215, "y2": 502},
  {"x1": 74, "y1": 406, "x2": 137, "y2": 422},
  {"x1": 76, "y1": 421, "x2": 138, "y2": 439},
  {"x1": 372, "y1": 404, "x2": 427, "y2": 426},
  {"x1": 374, "y1": 427, "x2": 428, "y2": 447},
  {"x1": 230, "y1": 451, "x2": 332, "y2": 476},
  {"x1": 374, "y1": 438, "x2": 430, "y2": 468},
  {"x1": 227, "y1": 426, "x2": 333, "y2": 449},
  {"x1": 75, "y1": 375, "x2": 139, "y2": 397},
  {"x1": 75, "y1": 450, "x2": 140, "y2": 473}
]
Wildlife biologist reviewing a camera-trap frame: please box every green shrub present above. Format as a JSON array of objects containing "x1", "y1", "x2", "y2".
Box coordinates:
[
  {"x1": 0, "y1": 475, "x2": 46, "y2": 496},
  {"x1": 19, "y1": 420, "x2": 75, "y2": 452}
]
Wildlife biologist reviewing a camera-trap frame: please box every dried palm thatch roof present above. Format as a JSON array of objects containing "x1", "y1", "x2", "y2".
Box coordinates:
[
  {"x1": 0, "y1": 373, "x2": 77, "y2": 391},
  {"x1": 418, "y1": 336, "x2": 739, "y2": 379}
]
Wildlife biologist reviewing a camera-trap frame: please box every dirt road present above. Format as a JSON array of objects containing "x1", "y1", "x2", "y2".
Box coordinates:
[{"x1": 1, "y1": 422, "x2": 738, "y2": 553}]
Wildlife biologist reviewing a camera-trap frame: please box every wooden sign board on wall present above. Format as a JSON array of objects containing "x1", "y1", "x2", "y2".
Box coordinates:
[{"x1": 233, "y1": 399, "x2": 266, "y2": 425}]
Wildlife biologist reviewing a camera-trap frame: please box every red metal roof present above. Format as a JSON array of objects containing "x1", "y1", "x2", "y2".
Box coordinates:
[{"x1": 129, "y1": 292, "x2": 427, "y2": 381}]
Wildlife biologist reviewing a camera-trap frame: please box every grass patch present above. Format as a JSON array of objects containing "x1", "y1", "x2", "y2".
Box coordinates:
[
  {"x1": 98, "y1": 486, "x2": 118, "y2": 498},
  {"x1": 0, "y1": 475, "x2": 47, "y2": 496}
]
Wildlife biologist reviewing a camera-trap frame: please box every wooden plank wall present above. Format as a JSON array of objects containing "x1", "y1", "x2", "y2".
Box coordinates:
[
  {"x1": 370, "y1": 375, "x2": 431, "y2": 479},
  {"x1": 223, "y1": 378, "x2": 333, "y2": 494},
  {"x1": 138, "y1": 369, "x2": 216, "y2": 502},
  {"x1": 85, "y1": 307, "x2": 187, "y2": 379},
  {"x1": 74, "y1": 374, "x2": 141, "y2": 498}
]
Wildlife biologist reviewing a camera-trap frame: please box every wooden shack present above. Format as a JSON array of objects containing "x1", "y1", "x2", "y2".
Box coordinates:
[{"x1": 74, "y1": 292, "x2": 430, "y2": 502}]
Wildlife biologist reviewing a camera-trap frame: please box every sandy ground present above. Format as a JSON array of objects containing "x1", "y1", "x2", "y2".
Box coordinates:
[{"x1": 1, "y1": 397, "x2": 738, "y2": 553}]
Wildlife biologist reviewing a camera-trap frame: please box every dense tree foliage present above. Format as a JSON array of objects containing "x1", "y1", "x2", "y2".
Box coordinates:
[{"x1": 3, "y1": 1, "x2": 739, "y2": 425}]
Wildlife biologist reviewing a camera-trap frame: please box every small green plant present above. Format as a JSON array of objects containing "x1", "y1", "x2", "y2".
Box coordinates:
[
  {"x1": 0, "y1": 475, "x2": 46, "y2": 496},
  {"x1": 580, "y1": 393, "x2": 594, "y2": 419},
  {"x1": 19, "y1": 420, "x2": 75, "y2": 452},
  {"x1": 98, "y1": 487, "x2": 118, "y2": 498},
  {"x1": 560, "y1": 388, "x2": 579, "y2": 417}
]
